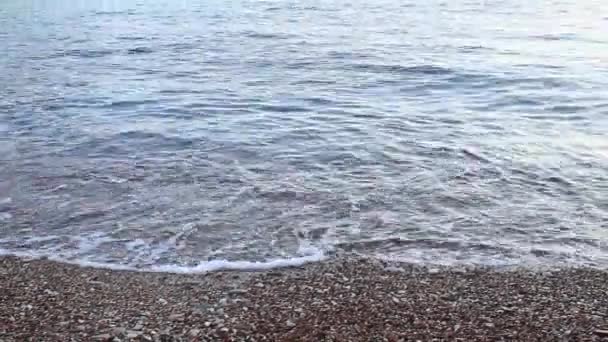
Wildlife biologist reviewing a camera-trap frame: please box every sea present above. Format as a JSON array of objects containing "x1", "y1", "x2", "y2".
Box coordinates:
[{"x1": 1, "y1": 0, "x2": 607, "y2": 272}]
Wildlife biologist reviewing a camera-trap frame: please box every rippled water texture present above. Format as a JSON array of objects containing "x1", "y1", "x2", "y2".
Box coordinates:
[{"x1": 1, "y1": 0, "x2": 607, "y2": 270}]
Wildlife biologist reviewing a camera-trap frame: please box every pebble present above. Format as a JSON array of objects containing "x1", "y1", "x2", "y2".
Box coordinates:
[
  {"x1": 93, "y1": 333, "x2": 112, "y2": 340},
  {"x1": 44, "y1": 289, "x2": 59, "y2": 296},
  {"x1": 594, "y1": 329, "x2": 608, "y2": 336},
  {"x1": 111, "y1": 327, "x2": 127, "y2": 336},
  {"x1": 168, "y1": 313, "x2": 184, "y2": 321},
  {"x1": 126, "y1": 330, "x2": 142, "y2": 338},
  {"x1": 229, "y1": 289, "x2": 248, "y2": 295}
]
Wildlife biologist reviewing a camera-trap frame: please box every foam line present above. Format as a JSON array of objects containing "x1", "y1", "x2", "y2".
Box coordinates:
[{"x1": 0, "y1": 247, "x2": 327, "y2": 274}]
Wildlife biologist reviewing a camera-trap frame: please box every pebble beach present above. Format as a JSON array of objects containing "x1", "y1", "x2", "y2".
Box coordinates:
[{"x1": 2, "y1": 256, "x2": 608, "y2": 341}]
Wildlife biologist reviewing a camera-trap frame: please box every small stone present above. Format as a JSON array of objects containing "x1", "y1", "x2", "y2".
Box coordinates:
[
  {"x1": 229, "y1": 289, "x2": 247, "y2": 295},
  {"x1": 392, "y1": 297, "x2": 400, "y2": 304},
  {"x1": 189, "y1": 328, "x2": 201, "y2": 336},
  {"x1": 157, "y1": 298, "x2": 168, "y2": 305},
  {"x1": 126, "y1": 330, "x2": 142, "y2": 338},
  {"x1": 204, "y1": 321, "x2": 211, "y2": 327},
  {"x1": 133, "y1": 323, "x2": 144, "y2": 331},
  {"x1": 111, "y1": 327, "x2": 127, "y2": 336},
  {"x1": 44, "y1": 289, "x2": 59, "y2": 296},
  {"x1": 92, "y1": 333, "x2": 112, "y2": 341},
  {"x1": 484, "y1": 322, "x2": 496, "y2": 328},
  {"x1": 169, "y1": 313, "x2": 184, "y2": 321},
  {"x1": 594, "y1": 329, "x2": 608, "y2": 337},
  {"x1": 286, "y1": 320, "x2": 296, "y2": 328},
  {"x1": 255, "y1": 282, "x2": 265, "y2": 288}
]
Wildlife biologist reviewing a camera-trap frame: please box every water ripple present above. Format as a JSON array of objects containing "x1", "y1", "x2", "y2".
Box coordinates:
[{"x1": 1, "y1": 0, "x2": 607, "y2": 270}]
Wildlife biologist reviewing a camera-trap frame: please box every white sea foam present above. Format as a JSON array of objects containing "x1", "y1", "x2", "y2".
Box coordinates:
[
  {"x1": 149, "y1": 249, "x2": 326, "y2": 273},
  {"x1": 0, "y1": 244, "x2": 327, "y2": 274}
]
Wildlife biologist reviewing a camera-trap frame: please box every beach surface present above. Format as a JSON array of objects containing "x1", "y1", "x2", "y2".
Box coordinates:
[{"x1": 1, "y1": 256, "x2": 608, "y2": 341}]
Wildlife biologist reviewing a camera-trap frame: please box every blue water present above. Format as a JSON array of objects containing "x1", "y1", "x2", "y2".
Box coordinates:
[{"x1": 1, "y1": 0, "x2": 607, "y2": 270}]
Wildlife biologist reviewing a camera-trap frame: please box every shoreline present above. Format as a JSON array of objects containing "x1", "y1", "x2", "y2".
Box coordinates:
[{"x1": 1, "y1": 255, "x2": 608, "y2": 341}]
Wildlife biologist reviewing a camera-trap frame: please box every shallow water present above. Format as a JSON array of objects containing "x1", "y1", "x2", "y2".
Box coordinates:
[{"x1": 1, "y1": 0, "x2": 608, "y2": 271}]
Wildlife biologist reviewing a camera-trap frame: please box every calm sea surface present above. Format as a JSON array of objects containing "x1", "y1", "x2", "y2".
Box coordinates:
[{"x1": 1, "y1": 0, "x2": 607, "y2": 270}]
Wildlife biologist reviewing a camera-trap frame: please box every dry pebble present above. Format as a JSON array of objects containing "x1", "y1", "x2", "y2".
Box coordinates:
[{"x1": 1, "y1": 256, "x2": 607, "y2": 341}]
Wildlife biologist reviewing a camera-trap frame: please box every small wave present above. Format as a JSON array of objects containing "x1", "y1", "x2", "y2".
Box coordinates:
[
  {"x1": 243, "y1": 31, "x2": 294, "y2": 40},
  {"x1": 0, "y1": 246, "x2": 327, "y2": 274},
  {"x1": 93, "y1": 10, "x2": 133, "y2": 16},
  {"x1": 350, "y1": 63, "x2": 453, "y2": 76},
  {"x1": 126, "y1": 47, "x2": 154, "y2": 55},
  {"x1": 524, "y1": 114, "x2": 586, "y2": 122},
  {"x1": 335, "y1": 238, "x2": 517, "y2": 254},
  {"x1": 290, "y1": 79, "x2": 336, "y2": 86},
  {"x1": 549, "y1": 105, "x2": 588, "y2": 114},
  {"x1": 117, "y1": 36, "x2": 147, "y2": 41},
  {"x1": 256, "y1": 104, "x2": 309, "y2": 113},
  {"x1": 285, "y1": 61, "x2": 317, "y2": 70},
  {"x1": 328, "y1": 51, "x2": 374, "y2": 60},
  {"x1": 543, "y1": 175, "x2": 573, "y2": 187},
  {"x1": 164, "y1": 42, "x2": 199, "y2": 52},
  {"x1": 52, "y1": 49, "x2": 115, "y2": 59},
  {"x1": 514, "y1": 63, "x2": 564, "y2": 70},
  {"x1": 462, "y1": 148, "x2": 491, "y2": 163},
  {"x1": 100, "y1": 99, "x2": 158, "y2": 108},
  {"x1": 530, "y1": 33, "x2": 578, "y2": 41},
  {"x1": 458, "y1": 45, "x2": 490, "y2": 53},
  {"x1": 150, "y1": 251, "x2": 326, "y2": 273}
]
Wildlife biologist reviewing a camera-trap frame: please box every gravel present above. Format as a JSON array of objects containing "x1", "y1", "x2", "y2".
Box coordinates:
[{"x1": 1, "y1": 255, "x2": 607, "y2": 341}]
